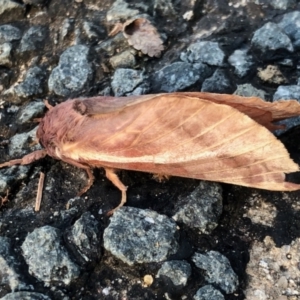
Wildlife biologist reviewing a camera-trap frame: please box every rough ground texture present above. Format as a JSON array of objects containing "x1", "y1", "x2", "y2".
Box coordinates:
[{"x1": 1, "y1": 0, "x2": 300, "y2": 299}]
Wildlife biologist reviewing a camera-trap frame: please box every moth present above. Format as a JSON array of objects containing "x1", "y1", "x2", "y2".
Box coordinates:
[{"x1": 1, "y1": 92, "x2": 300, "y2": 214}]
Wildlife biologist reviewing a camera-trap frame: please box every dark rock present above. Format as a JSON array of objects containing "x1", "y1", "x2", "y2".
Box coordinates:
[
  {"x1": 111, "y1": 68, "x2": 148, "y2": 96},
  {"x1": 95, "y1": 32, "x2": 128, "y2": 56},
  {"x1": 251, "y1": 22, "x2": 293, "y2": 53},
  {"x1": 21, "y1": 226, "x2": 80, "y2": 285},
  {"x1": 228, "y1": 49, "x2": 253, "y2": 78},
  {"x1": 193, "y1": 285, "x2": 224, "y2": 300},
  {"x1": 153, "y1": 61, "x2": 201, "y2": 92},
  {"x1": 0, "y1": 237, "x2": 26, "y2": 291},
  {"x1": 16, "y1": 100, "x2": 45, "y2": 124},
  {"x1": 0, "y1": 292, "x2": 51, "y2": 300},
  {"x1": 234, "y1": 83, "x2": 267, "y2": 99},
  {"x1": 19, "y1": 26, "x2": 47, "y2": 54},
  {"x1": 273, "y1": 85, "x2": 300, "y2": 101},
  {"x1": 22, "y1": 0, "x2": 48, "y2": 6},
  {"x1": 201, "y1": 69, "x2": 232, "y2": 93},
  {"x1": 82, "y1": 21, "x2": 106, "y2": 43},
  {"x1": 48, "y1": 45, "x2": 93, "y2": 96},
  {"x1": 13, "y1": 67, "x2": 47, "y2": 98},
  {"x1": 103, "y1": 207, "x2": 179, "y2": 265},
  {"x1": 66, "y1": 212, "x2": 101, "y2": 264},
  {"x1": 157, "y1": 260, "x2": 191, "y2": 287},
  {"x1": 192, "y1": 251, "x2": 238, "y2": 294},
  {"x1": 109, "y1": 49, "x2": 137, "y2": 69},
  {"x1": 0, "y1": 0, "x2": 24, "y2": 24},
  {"x1": 0, "y1": 166, "x2": 30, "y2": 194},
  {"x1": 8, "y1": 127, "x2": 41, "y2": 157},
  {"x1": 278, "y1": 11, "x2": 300, "y2": 49},
  {"x1": 182, "y1": 41, "x2": 225, "y2": 66},
  {"x1": 106, "y1": 0, "x2": 140, "y2": 22},
  {"x1": 0, "y1": 43, "x2": 12, "y2": 67},
  {"x1": 0, "y1": 25, "x2": 21, "y2": 43},
  {"x1": 254, "y1": 0, "x2": 296, "y2": 10},
  {"x1": 173, "y1": 182, "x2": 223, "y2": 234}
]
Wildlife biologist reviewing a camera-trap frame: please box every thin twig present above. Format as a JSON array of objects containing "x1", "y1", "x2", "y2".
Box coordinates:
[{"x1": 35, "y1": 172, "x2": 45, "y2": 212}]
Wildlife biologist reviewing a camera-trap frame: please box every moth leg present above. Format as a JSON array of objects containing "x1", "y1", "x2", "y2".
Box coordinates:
[
  {"x1": 105, "y1": 168, "x2": 127, "y2": 216},
  {"x1": 44, "y1": 99, "x2": 53, "y2": 110},
  {"x1": 152, "y1": 173, "x2": 170, "y2": 182},
  {"x1": 77, "y1": 168, "x2": 95, "y2": 196},
  {"x1": 0, "y1": 149, "x2": 47, "y2": 168}
]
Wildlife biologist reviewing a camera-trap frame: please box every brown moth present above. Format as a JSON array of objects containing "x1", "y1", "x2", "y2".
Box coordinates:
[{"x1": 1, "y1": 92, "x2": 300, "y2": 214}]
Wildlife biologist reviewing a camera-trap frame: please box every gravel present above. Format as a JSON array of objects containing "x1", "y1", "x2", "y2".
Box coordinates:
[
  {"x1": 173, "y1": 181, "x2": 223, "y2": 234},
  {"x1": 0, "y1": 1, "x2": 300, "y2": 299},
  {"x1": 156, "y1": 260, "x2": 191, "y2": 287},
  {"x1": 103, "y1": 207, "x2": 179, "y2": 265},
  {"x1": 48, "y1": 45, "x2": 92, "y2": 96},
  {"x1": 192, "y1": 251, "x2": 239, "y2": 294},
  {"x1": 21, "y1": 226, "x2": 80, "y2": 285}
]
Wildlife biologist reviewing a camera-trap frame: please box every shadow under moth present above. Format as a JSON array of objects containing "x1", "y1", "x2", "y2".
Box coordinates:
[{"x1": 1, "y1": 92, "x2": 300, "y2": 214}]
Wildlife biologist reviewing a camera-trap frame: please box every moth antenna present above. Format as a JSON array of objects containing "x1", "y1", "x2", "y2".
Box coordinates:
[
  {"x1": 43, "y1": 99, "x2": 53, "y2": 110},
  {"x1": 105, "y1": 168, "x2": 127, "y2": 216},
  {"x1": 0, "y1": 149, "x2": 47, "y2": 168}
]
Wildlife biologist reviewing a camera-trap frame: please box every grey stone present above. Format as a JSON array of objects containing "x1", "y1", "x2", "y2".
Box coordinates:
[
  {"x1": 60, "y1": 19, "x2": 74, "y2": 42},
  {"x1": 183, "y1": 41, "x2": 225, "y2": 66},
  {"x1": 254, "y1": 0, "x2": 296, "y2": 10},
  {"x1": 21, "y1": 226, "x2": 80, "y2": 285},
  {"x1": 0, "y1": 0, "x2": 24, "y2": 24},
  {"x1": 234, "y1": 84, "x2": 267, "y2": 99},
  {"x1": 0, "y1": 43, "x2": 12, "y2": 67},
  {"x1": 103, "y1": 207, "x2": 179, "y2": 265},
  {"x1": 157, "y1": 260, "x2": 191, "y2": 287},
  {"x1": 9, "y1": 127, "x2": 41, "y2": 158},
  {"x1": 278, "y1": 58, "x2": 293, "y2": 67},
  {"x1": 109, "y1": 49, "x2": 137, "y2": 69},
  {"x1": 273, "y1": 85, "x2": 300, "y2": 101},
  {"x1": 273, "y1": 85, "x2": 300, "y2": 132},
  {"x1": 111, "y1": 68, "x2": 147, "y2": 96},
  {"x1": 194, "y1": 285, "x2": 225, "y2": 300},
  {"x1": 67, "y1": 212, "x2": 100, "y2": 263},
  {"x1": 13, "y1": 67, "x2": 46, "y2": 98},
  {"x1": 154, "y1": 0, "x2": 176, "y2": 17},
  {"x1": 201, "y1": 69, "x2": 231, "y2": 93},
  {"x1": 153, "y1": 61, "x2": 201, "y2": 92},
  {"x1": 22, "y1": 0, "x2": 47, "y2": 6},
  {"x1": 82, "y1": 21, "x2": 105, "y2": 42},
  {"x1": 251, "y1": 22, "x2": 293, "y2": 53},
  {"x1": 0, "y1": 292, "x2": 51, "y2": 300},
  {"x1": 173, "y1": 182, "x2": 223, "y2": 234},
  {"x1": 48, "y1": 45, "x2": 92, "y2": 96},
  {"x1": 96, "y1": 32, "x2": 128, "y2": 56},
  {"x1": 0, "y1": 166, "x2": 30, "y2": 194},
  {"x1": 0, "y1": 25, "x2": 21, "y2": 43},
  {"x1": 228, "y1": 49, "x2": 254, "y2": 77},
  {"x1": 19, "y1": 26, "x2": 47, "y2": 53},
  {"x1": 16, "y1": 100, "x2": 45, "y2": 124},
  {"x1": 106, "y1": 0, "x2": 140, "y2": 22},
  {"x1": 192, "y1": 251, "x2": 239, "y2": 294},
  {"x1": 0, "y1": 237, "x2": 26, "y2": 291},
  {"x1": 278, "y1": 11, "x2": 300, "y2": 49}
]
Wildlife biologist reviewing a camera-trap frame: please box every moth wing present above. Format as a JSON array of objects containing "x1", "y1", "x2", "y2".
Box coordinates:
[
  {"x1": 62, "y1": 93, "x2": 300, "y2": 191},
  {"x1": 181, "y1": 92, "x2": 300, "y2": 129}
]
